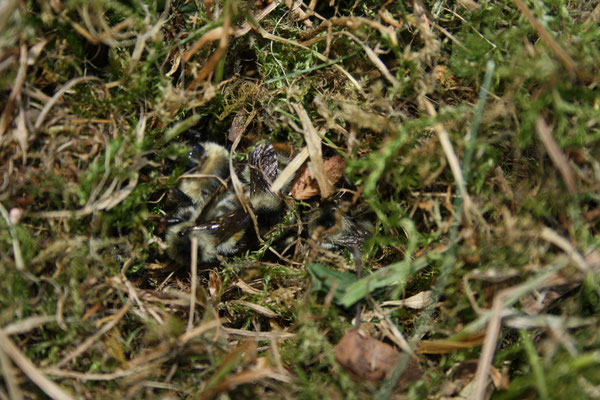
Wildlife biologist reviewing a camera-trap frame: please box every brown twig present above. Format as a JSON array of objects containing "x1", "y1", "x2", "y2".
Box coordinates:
[
  {"x1": 0, "y1": 43, "x2": 27, "y2": 137},
  {"x1": 182, "y1": 26, "x2": 233, "y2": 63},
  {"x1": 186, "y1": 3, "x2": 231, "y2": 90}
]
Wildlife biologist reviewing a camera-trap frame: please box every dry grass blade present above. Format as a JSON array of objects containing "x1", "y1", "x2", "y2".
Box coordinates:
[
  {"x1": 229, "y1": 133, "x2": 249, "y2": 213},
  {"x1": 222, "y1": 328, "x2": 295, "y2": 340},
  {"x1": 61, "y1": 12, "x2": 100, "y2": 45},
  {"x1": 200, "y1": 368, "x2": 293, "y2": 400},
  {"x1": 233, "y1": 279, "x2": 262, "y2": 295},
  {"x1": 14, "y1": 107, "x2": 28, "y2": 163},
  {"x1": 472, "y1": 289, "x2": 510, "y2": 400},
  {"x1": 43, "y1": 365, "x2": 154, "y2": 381},
  {"x1": 380, "y1": 290, "x2": 434, "y2": 310},
  {"x1": 535, "y1": 116, "x2": 577, "y2": 195},
  {"x1": 33, "y1": 76, "x2": 103, "y2": 132},
  {"x1": 422, "y1": 99, "x2": 475, "y2": 221},
  {"x1": 142, "y1": 380, "x2": 191, "y2": 395},
  {"x1": 512, "y1": 0, "x2": 579, "y2": 76},
  {"x1": 418, "y1": 335, "x2": 485, "y2": 354},
  {"x1": 0, "y1": 0, "x2": 19, "y2": 32},
  {"x1": 177, "y1": 318, "x2": 222, "y2": 344},
  {"x1": 31, "y1": 173, "x2": 140, "y2": 219},
  {"x1": 292, "y1": 103, "x2": 334, "y2": 199},
  {"x1": 228, "y1": 300, "x2": 279, "y2": 318},
  {"x1": 369, "y1": 300, "x2": 412, "y2": 354},
  {"x1": 54, "y1": 305, "x2": 129, "y2": 368},
  {"x1": 270, "y1": 147, "x2": 309, "y2": 194},
  {"x1": 187, "y1": 236, "x2": 199, "y2": 332},
  {"x1": 235, "y1": 0, "x2": 281, "y2": 38},
  {"x1": 585, "y1": 3, "x2": 600, "y2": 23},
  {"x1": 127, "y1": 320, "x2": 222, "y2": 369},
  {"x1": 128, "y1": 10, "x2": 167, "y2": 74},
  {"x1": 0, "y1": 342, "x2": 23, "y2": 400},
  {"x1": 540, "y1": 227, "x2": 588, "y2": 272},
  {"x1": 342, "y1": 31, "x2": 400, "y2": 88},
  {"x1": 0, "y1": 328, "x2": 74, "y2": 400},
  {"x1": 3, "y1": 315, "x2": 57, "y2": 335}
]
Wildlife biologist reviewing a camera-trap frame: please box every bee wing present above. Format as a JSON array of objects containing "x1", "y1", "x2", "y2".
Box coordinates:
[
  {"x1": 185, "y1": 208, "x2": 252, "y2": 245},
  {"x1": 333, "y1": 218, "x2": 371, "y2": 249},
  {"x1": 249, "y1": 143, "x2": 278, "y2": 195}
]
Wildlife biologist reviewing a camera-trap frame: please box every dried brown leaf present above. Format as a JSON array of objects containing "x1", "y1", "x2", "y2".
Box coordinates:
[
  {"x1": 334, "y1": 329, "x2": 422, "y2": 384},
  {"x1": 293, "y1": 103, "x2": 334, "y2": 198},
  {"x1": 208, "y1": 270, "x2": 222, "y2": 298},
  {"x1": 290, "y1": 155, "x2": 345, "y2": 200},
  {"x1": 490, "y1": 365, "x2": 510, "y2": 390}
]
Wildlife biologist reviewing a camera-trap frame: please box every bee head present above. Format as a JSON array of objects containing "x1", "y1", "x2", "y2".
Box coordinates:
[
  {"x1": 309, "y1": 201, "x2": 343, "y2": 237},
  {"x1": 188, "y1": 144, "x2": 207, "y2": 167},
  {"x1": 192, "y1": 142, "x2": 228, "y2": 168},
  {"x1": 308, "y1": 201, "x2": 370, "y2": 250},
  {"x1": 166, "y1": 222, "x2": 218, "y2": 265}
]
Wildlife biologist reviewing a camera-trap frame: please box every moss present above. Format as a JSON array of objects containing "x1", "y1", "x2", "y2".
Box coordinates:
[{"x1": 1, "y1": 0, "x2": 599, "y2": 397}]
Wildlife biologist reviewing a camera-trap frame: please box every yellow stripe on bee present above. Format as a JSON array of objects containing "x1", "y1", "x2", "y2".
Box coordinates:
[{"x1": 232, "y1": 230, "x2": 244, "y2": 242}]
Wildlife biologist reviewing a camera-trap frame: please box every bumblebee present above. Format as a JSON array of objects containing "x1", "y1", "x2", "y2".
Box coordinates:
[
  {"x1": 164, "y1": 140, "x2": 373, "y2": 264},
  {"x1": 307, "y1": 200, "x2": 372, "y2": 251},
  {"x1": 165, "y1": 142, "x2": 286, "y2": 265}
]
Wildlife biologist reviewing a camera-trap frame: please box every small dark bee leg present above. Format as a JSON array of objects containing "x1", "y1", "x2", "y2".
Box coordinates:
[{"x1": 353, "y1": 245, "x2": 363, "y2": 328}]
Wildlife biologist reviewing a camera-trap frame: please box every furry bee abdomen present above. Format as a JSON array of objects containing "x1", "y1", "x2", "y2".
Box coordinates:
[{"x1": 179, "y1": 142, "x2": 229, "y2": 204}]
